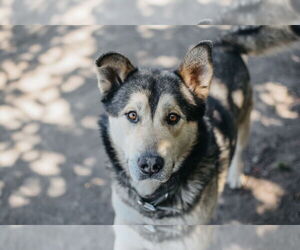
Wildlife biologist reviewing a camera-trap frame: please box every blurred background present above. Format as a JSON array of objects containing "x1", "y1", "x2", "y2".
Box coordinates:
[
  {"x1": 0, "y1": 0, "x2": 300, "y2": 25},
  {"x1": 0, "y1": 25, "x2": 299, "y2": 224}
]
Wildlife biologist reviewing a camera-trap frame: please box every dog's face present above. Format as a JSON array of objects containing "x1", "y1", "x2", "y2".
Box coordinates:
[{"x1": 96, "y1": 42, "x2": 213, "y2": 196}]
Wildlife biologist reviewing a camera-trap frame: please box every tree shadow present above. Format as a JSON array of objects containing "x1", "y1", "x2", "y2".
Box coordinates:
[{"x1": 0, "y1": 26, "x2": 113, "y2": 224}]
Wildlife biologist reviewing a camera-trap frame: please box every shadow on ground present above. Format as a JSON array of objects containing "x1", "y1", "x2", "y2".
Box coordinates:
[{"x1": 0, "y1": 26, "x2": 299, "y2": 224}]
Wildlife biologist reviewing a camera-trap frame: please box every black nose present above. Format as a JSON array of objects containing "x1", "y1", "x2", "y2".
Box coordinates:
[{"x1": 138, "y1": 154, "x2": 164, "y2": 176}]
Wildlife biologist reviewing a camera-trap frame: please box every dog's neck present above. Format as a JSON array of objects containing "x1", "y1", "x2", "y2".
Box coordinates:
[{"x1": 99, "y1": 115, "x2": 220, "y2": 220}]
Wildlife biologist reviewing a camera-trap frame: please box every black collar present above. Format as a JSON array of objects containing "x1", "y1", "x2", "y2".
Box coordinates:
[
  {"x1": 136, "y1": 183, "x2": 181, "y2": 216},
  {"x1": 118, "y1": 171, "x2": 183, "y2": 219}
]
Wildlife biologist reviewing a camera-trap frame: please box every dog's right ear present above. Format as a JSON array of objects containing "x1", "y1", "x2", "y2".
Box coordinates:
[
  {"x1": 95, "y1": 52, "x2": 136, "y2": 100},
  {"x1": 177, "y1": 41, "x2": 213, "y2": 100}
]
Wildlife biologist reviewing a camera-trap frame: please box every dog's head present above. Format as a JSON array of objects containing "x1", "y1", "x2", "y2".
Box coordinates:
[{"x1": 96, "y1": 42, "x2": 213, "y2": 196}]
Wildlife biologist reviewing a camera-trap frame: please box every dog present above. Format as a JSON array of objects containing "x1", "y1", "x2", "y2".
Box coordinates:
[
  {"x1": 95, "y1": 25, "x2": 300, "y2": 226},
  {"x1": 95, "y1": 41, "x2": 252, "y2": 226}
]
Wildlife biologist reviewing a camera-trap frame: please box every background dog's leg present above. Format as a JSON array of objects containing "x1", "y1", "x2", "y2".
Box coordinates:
[{"x1": 227, "y1": 104, "x2": 252, "y2": 189}]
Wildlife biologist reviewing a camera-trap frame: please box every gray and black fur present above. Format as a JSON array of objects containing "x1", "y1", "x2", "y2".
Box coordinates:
[{"x1": 95, "y1": 38, "x2": 253, "y2": 225}]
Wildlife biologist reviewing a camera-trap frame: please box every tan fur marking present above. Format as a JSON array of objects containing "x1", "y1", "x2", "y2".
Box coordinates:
[
  {"x1": 227, "y1": 103, "x2": 252, "y2": 189},
  {"x1": 232, "y1": 89, "x2": 244, "y2": 109},
  {"x1": 180, "y1": 84, "x2": 196, "y2": 105}
]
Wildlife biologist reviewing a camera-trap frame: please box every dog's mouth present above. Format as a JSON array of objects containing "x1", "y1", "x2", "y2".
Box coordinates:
[
  {"x1": 137, "y1": 171, "x2": 163, "y2": 181},
  {"x1": 127, "y1": 159, "x2": 177, "y2": 197}
]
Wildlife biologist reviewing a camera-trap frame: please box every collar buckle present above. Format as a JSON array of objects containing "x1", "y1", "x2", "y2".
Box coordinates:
[{"x1": 137, "y1": 200, "x2": 157, "y2": 212}]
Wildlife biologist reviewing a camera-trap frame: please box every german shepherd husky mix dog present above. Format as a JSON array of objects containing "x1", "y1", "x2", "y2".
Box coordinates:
[{"x1": 95, "y1": 40, "x2": 252, "y2": 225}]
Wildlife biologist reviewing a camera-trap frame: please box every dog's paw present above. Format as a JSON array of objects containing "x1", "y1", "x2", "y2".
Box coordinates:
[{"x1": 227, "y1": 173, "x2": 244, "y2": 189}]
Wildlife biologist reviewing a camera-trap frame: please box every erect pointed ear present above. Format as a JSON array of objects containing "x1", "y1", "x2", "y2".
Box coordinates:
[
  {"x1": 178, "y1": 41, "x2": 213, "y2": 100},
  {"x1": 95, "y1": 52, "x2": 136, "y2": 100}
]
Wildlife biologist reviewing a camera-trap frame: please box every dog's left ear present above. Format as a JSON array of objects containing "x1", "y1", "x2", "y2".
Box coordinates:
[
  {"x1": 95, "y1": 52, "x2": 136, "y2": 100},
  {"x1": 178, "y1": 41, "x2": 213, "y2": 100}
]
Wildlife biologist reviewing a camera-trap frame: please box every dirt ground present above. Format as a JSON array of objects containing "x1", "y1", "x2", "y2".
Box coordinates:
[{"x1": 0, "y1": 26, "x2": 299, "y2": 224}]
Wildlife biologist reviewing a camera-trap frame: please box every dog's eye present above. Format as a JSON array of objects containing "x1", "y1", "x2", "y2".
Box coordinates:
[
  {"x1": 166, "y1": 113, "x2": 181, "y2": 125},
  {"x1": 126, "y1": 111, "x2": 139, "y2": 123}
]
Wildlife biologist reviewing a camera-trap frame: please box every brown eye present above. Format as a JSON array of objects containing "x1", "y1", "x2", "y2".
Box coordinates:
[
  {"x1": 127, "y1": 111, "x2": 139, "y2": 123},
  {"x1": 167, "y1": 113, "x2": 180, "y2": 125}
]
